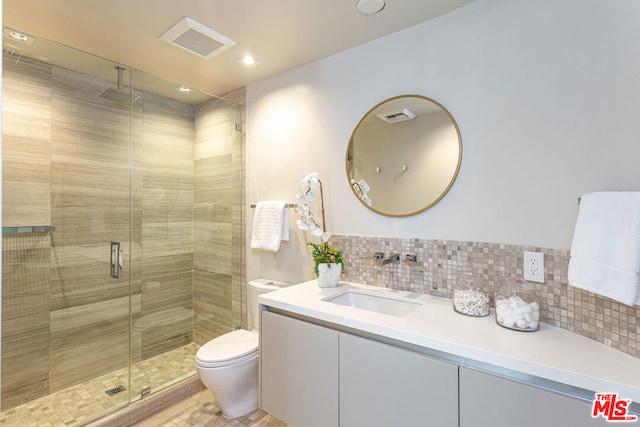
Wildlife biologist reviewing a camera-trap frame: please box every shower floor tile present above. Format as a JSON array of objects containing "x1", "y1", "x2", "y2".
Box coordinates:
[{"x1": 0, "y1": 343, "x2": 199, "y2": 426}]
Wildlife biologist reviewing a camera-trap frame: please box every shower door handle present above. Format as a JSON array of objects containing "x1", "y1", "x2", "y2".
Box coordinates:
[{"x1": 111, "y1": 241, "x2": 123, "y2": 279}]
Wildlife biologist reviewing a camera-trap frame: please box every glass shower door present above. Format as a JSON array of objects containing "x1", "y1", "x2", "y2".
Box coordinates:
[
  {"x1": 2, "y1": 29, "x2": 244, "y2": 425},
  {"x1": 128, "y1": 69, "x2": 245, "y2": 401},
  {"x1": 1, "y1": 40, "x2": 133, "y2": 421},
  {"x1": 48, "y1": 61, "x2": 134, "y2": 406},
  {"x1": 128, "y1": 69, "x2": 197, "y2": 400}
]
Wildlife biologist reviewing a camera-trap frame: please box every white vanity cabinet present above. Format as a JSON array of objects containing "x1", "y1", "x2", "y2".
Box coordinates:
[
  {"x1": 459, "y1": 367, "x2": 611, "y2": 427},
  {"x1": 261, "y1": 310, "x2": 458, "y2": 427},
  {"x1": 259, "y1": 282, "x2": 640, "y2": 427},
  {"x1": 260, "y1": 310, "x2": 339, "y2": 427},
  {"x1": 340, "y1": 333, "x2": 458, "y2": 427}
]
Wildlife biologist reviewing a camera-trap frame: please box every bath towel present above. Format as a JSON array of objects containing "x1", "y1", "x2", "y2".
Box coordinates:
[
  {"x1": 251, "y1": 201, "x2": 290, "y2": 252},
  {"x1": 568, "y1": 191, "x2": 640, "y2": 306}
]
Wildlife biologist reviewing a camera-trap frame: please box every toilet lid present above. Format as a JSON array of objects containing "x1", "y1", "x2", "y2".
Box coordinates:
[{"x1": 196, "y1": 329, "x2": 258, "y2": 365}]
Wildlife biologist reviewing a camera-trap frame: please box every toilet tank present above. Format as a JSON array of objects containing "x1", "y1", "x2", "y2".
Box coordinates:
[{"x1": 248, "y1": 279, "x2": 291, "y2": 331}]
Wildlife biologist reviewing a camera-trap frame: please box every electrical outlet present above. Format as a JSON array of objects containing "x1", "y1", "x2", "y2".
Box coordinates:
[{"x1": 523, "y1": 251, "x2": 545, "y2": 283}]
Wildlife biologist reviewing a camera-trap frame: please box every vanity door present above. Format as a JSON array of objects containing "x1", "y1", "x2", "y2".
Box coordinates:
[
  {"x1": 260, "y1": 310, "x2": 339, "y2": 427},
  {"x1": 339, "y1": 333, "x2": 458, "y2": 427},
  {"x1": 459, "y1": 367, "x2": 614, "y2": 427}
]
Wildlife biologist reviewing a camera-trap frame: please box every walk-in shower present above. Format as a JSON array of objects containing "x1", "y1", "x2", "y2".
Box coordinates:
[{"x1": 1, "y1": 29, "x2": 244, "y2": 426}]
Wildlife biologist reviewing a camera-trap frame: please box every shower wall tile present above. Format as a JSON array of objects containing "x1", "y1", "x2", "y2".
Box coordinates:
[
  {"x1": 195, "y1": 204, "x2": 232, "y2": 222},
  {"x1": 139, "y1": 254, "x2": 194, "y2": 360},
  {"x1": 139, "y1": 92, "x2": 195, "y2": 359},
  {"x1": 194, "y1": 156, "x2": 234, "y2": 205},
  {"x1": 2, "y1": 56, "x2": 247, "y2": 409},
  {"x1": 137, "y1": 313, "x2": 194, "y2": 360},
  {"x1": 1, "y1": 234, "x2": 51, "y2": 409},
  {"x1": 48, "y1": 66, "x2": 132, "y2": 393},
  {"x1": 193, "y1": 271, "x2": 234, "y2": 344},
  {"x1": 194, "y1": 117, "x2": 234, "y2": 155},
  {"x1": 194, "y1": 222, "x2": 233, "y2": 273},
  {"x1": 2, "y1": 183, "x2": 50, "y2": 225},
  {"x1": 193, "y1": 96, "x2": 244, "y2": 345},
  {"x1": 140, "y1": 255, "x2": 194, "y2": 310},
  {"x1": 130, "y1": 100, "x2": 145, "y2": 335},
  {"x1": 2, "y1": 57, "x2": 52, "y2": 227},
  {"x1": 49, "y1": 245, "x2": 129, "y2": 311},
  {"x1": 49, "y1": 296, "x2": 130, "y2": 392},
  {"x1": 1, "y1": 58, "x2": 55, "y2": 407},
  {"x1": 141, "y1": 222, "x2": 193, "y2": 257}
]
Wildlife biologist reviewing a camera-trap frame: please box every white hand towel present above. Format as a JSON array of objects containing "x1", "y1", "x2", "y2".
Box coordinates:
[
  {"x1": 251, "y1": 201, "x2": 290, "y2": 252},
  {"x1": 568, "y1": 191, "x2": 640, "y2": 306}
]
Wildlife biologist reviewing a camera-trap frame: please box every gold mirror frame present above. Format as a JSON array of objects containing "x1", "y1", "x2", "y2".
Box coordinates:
[{"x1": 346, "y1": 95, "x2": 462, "y2": 217}]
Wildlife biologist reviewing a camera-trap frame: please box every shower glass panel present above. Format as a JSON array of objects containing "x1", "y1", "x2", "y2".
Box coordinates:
[
  {"x1": 1, "y1": 30, "x2": 243, "y2": 426},
  {"x1": 128, "y1": 68, "x2": 244, "y2": 401},
  {"x1": 1, "y1": 41, "x2": 134, "y2": 421}
]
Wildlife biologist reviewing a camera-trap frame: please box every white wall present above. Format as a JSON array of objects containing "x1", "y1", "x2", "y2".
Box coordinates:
[{"x1": 246, "y1": 0, "x2": 640, "y2": 284}]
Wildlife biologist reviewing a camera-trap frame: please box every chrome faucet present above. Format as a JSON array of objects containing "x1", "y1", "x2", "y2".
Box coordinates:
[
  {"x1": 363, "y1": 252, "x2": 400, "y2": 266},
  {"x1": 381, "y1": 253, "x2": 401, "y2": 265},
  {"x1": 362, "y1": 252, "x2": 384, "y2": 266},
  {"x1": 404, "y1": 254, "x2": 419, "y2": 266}
]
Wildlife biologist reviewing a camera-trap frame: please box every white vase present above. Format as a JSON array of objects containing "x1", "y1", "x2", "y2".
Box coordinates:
[{"x1": 316, "y1": 263, "x2": 341, "y2": 288}]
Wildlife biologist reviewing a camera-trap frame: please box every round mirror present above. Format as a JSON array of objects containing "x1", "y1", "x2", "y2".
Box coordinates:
[{"x1": 346, "y1": 95, "x2": 462, "y2": 217}]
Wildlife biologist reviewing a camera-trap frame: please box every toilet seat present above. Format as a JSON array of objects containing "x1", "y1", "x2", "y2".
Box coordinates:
[{"x1": 195, "y1": 329, "x2": 258, "y2": 368}]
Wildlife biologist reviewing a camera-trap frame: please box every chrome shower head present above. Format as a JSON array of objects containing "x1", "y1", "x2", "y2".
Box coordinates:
[
  {"x1": 100, "y1": 66, "x2": 140, "y2": 104},
  {"x1": 100, "y1": 87, "x2": 140, "y2": 104}
]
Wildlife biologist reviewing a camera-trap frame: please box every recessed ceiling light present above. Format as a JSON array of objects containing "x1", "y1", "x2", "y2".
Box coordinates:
[
  {"x1": 236, "y1": 55, "x2": 261, "y2": 67},
  {"x1": 357, "y1": 0, "x2": 385, "y2": 15},
  {"x1": 3, "y1": 28, "x2": 37, "y2": 45},
  {"x1": 10, "y1": 32, "x2": 28, "y2": 42},
  {"x1": 175, "y1": 85, "x2": 193, "y2": 93}
]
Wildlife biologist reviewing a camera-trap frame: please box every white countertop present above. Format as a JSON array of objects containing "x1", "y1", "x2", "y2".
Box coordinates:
[{"x1": 259, "y1": 280, "x2": 640, "y2": 403}]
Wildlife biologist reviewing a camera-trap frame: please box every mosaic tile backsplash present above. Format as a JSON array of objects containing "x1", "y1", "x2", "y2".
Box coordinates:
[{"x1": 330, "y1": 234, "x2": 640, "y2": 359}]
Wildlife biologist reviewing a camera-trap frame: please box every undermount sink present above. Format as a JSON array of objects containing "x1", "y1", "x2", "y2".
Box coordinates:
[{"x1": 322, "y1": 289, "x2": 422, "y2": 317}]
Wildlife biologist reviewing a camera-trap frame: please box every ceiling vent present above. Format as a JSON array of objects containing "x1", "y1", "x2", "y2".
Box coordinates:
[
  {"x1": 159, "y1": 17, "x2": 236, "y2": 59},
  {"x1": 377, "y1": 108, "x2": 416, "y2": 124}
]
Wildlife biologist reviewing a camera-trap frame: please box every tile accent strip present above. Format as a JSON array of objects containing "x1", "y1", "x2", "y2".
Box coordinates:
[{"x1": 331, "y1": 234, "x2": 640, "y2": 359}]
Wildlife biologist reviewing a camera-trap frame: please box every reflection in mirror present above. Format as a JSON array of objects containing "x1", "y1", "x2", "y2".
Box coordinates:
[{"x1": 346, "y1": 95, "x2": 462, "y2": 217}]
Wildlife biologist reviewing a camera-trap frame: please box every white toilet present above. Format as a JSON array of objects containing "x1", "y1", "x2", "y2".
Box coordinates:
[{"x1": 195, "y1": 278, "x2": 290, "y2": 418}]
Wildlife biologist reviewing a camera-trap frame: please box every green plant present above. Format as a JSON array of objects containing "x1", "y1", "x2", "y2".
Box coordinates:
[
  {"x1": 307, "y1": 241, "x2": 344, "y2": 277},
  {"x1": 295, "y1": 172, "x2": 345, "y2": 277}
]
